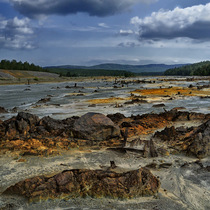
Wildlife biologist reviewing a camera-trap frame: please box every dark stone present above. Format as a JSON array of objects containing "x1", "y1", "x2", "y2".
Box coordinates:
[
  {"x1": 124, "y1": 99, "x2": 148, "y2": 105},
  {"x1": 107, "y1": 113, "x2": 125, "y2": 123},
  {"x1": 110, "y1": 161, "x2": 117, "y2": 169},
  {"x1": 37, "y1": 97, "x2": 51, "y2": 103},
  {"x1": 121, "y1": 121, "x2": 133, "y2": 127},
  {"x1": 154, "y1": 126, "x2": 177, "y2": 142},
  {"x1": 152, "y1": 104, "x2": 165, "y2": 108},
  {"x1": 38, "y1": 116, "x2": 65, "y2": 136},
  {"x1": 0, "y1": 106, "x2": 8, "y2": 113},
  {"x1": 72, "y1": 112, "x2": 121, "y2": 140},
  {"x1": 16, "y1": 112, "x2": 39, "y2": 127}
]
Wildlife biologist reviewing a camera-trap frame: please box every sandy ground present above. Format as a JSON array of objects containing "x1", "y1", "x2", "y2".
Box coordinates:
[{"x1": 0, "y1": 146, "x2": 209, "y2": 210}]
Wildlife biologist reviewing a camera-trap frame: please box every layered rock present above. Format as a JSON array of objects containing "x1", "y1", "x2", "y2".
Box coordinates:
[
  {"x1": 109, "y1": 110, "x2": 210, "y2": 138},
  {"x1": 4, "y1": 168, "x2": 160, "y2": 200}
]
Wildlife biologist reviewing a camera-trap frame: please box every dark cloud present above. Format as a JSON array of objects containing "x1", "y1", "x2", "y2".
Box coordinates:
[
  {"x1": 9, "y1": 0, "x2": 156, "y2": 18},
  {"x1": 131, "y1": 3, "x2": 210, "y2": 40},
  {"x1": 138, "y1": 21, "x2": 210, "y2": 40}
]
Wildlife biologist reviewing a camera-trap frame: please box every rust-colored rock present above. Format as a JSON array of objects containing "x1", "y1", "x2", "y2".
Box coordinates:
[
  {"x1": 0, "y1": 111, "x2": 209, "y2": 156},
  {"x1": 4, "y1": 168, "x2": 160, "y2": 200},
  {"x1": 72, "y1": 112, "x2": 121, "y2": 140}
]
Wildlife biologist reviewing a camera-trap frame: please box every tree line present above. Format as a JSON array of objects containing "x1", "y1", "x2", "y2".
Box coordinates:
[
  {"x1": 0, "y1": 59, "x2": 43, "y2": 71},
  {"x1": 164, "y1": 61, "x2": 210, "y2": 76}
]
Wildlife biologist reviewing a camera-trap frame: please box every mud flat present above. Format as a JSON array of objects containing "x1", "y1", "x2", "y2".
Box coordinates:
[{"x1": 0, "y1": 76, "x2": 209, "y2": 210}]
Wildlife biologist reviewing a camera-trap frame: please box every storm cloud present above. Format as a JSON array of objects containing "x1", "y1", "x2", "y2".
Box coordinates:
[
  {"x1": 131, "y1": 3, "x2": 210, "y2": 40},
  {"x1": 9, "y1": 0, "x2": 157, "y2": 18}
]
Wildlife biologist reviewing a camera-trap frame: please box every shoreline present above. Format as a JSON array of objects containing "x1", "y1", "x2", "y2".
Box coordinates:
[{"x1": 1, "y1": 75, "x2": 210, "y2": 86}]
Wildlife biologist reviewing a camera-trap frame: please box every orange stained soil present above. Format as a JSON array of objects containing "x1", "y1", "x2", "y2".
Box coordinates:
[
  {"x1": 122, "y1": 117, "x2": 170, "y2": 138},
  {"x1": 131, "y1": 87, "x2": 210, "y2": 97},
  {"x1": 87, "y1": 97, "x2": 129, "y2": 104},
  {"x1": 2, "y1": 70, "x2": 34, "y2": 78}
]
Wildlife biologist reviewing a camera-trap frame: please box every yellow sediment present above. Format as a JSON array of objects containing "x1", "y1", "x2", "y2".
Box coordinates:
[
  {"x1": 87, "y1": 97, "x2": 128, "y2": 104},
  {"x1": 131, "y1": 87, "x2": 210, "y2": 97}
]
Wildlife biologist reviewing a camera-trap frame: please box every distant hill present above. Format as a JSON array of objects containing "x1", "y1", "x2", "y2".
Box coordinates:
[
  {"x1": 45, "y1": 63, "x2": 186, "y2": 74},
  {"x1": 43, "y1": 68, "x2": 135, "y2": 77},
  {"x1": 165, "y1": 61, "x2": 210, "y2": 76}
]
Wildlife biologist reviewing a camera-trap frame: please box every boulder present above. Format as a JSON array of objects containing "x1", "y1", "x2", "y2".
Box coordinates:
[
  {"x1": 4, "y1": 168, "x2": 160, "y2": 200},
  {"x1": 72, "y1": 113, "x2": 121, "y2": 140},
  {"x1": 38, "y1": 116, "x2": 66, "y2": 136},
  {"x1": 16, "y1": 112, "x2": 39, "y2": 127}
]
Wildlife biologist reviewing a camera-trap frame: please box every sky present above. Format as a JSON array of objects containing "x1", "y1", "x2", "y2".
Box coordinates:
[{"x1": 0, "y1": 0, "x2": 210, "y2": 67}]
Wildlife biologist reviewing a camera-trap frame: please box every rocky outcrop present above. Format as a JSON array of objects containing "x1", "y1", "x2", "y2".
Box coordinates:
[
  {"x1": 1, "y1": 112, "x2": 121, "y2": 141},
  {"x1": 72, "y1": 112, "x2": 121, "y2": 140},
  {"x1": 186, "y1": 120, "x2": 210, "y2": 158},
  {"x1": 3, "y1": 112, "x2": 39, "y2": 139},
  {"x1": 0, "y1": 112, "x2": 123, "y2": 155},
  {"x1": 4, "y1": 168, "x2": 160, "y2": 200},
  {"x1": 0, "y1": 110, "x2": 209, "y2": 156},
  {"x1": 114, "y1": 110, "x2": 210, "y2": 138},
  {"x1": 154, "y1": 120, "x2": 210, "y2": 158}
]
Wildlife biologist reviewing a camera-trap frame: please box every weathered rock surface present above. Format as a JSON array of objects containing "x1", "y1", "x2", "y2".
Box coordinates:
[
  {"x1": 114, "y1": 110, "x2": 210, "y2": 138},
  {"x1": 4, "y1": 168, "x2": 160, "y2": 200},
  {"x1": 72, "y1": 112, "x2": 121, "y2": 140},
  {"x1": 186, "y1": 120, "x2": 210, "y2": 158},
  {"x1": 154, "y1": 120, "x2": 210, "y2": 158},
  {"x1": 0, "y1": 112, "x2": 123, "y2": 155},
  {"x1": 0, "y1": 110, "x2": 209, "y2": 156}
]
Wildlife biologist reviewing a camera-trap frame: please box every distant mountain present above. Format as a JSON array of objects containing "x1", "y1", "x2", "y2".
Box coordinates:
[{"x1": 45, "y1": 63, "x2": 187, "y2": 73}]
